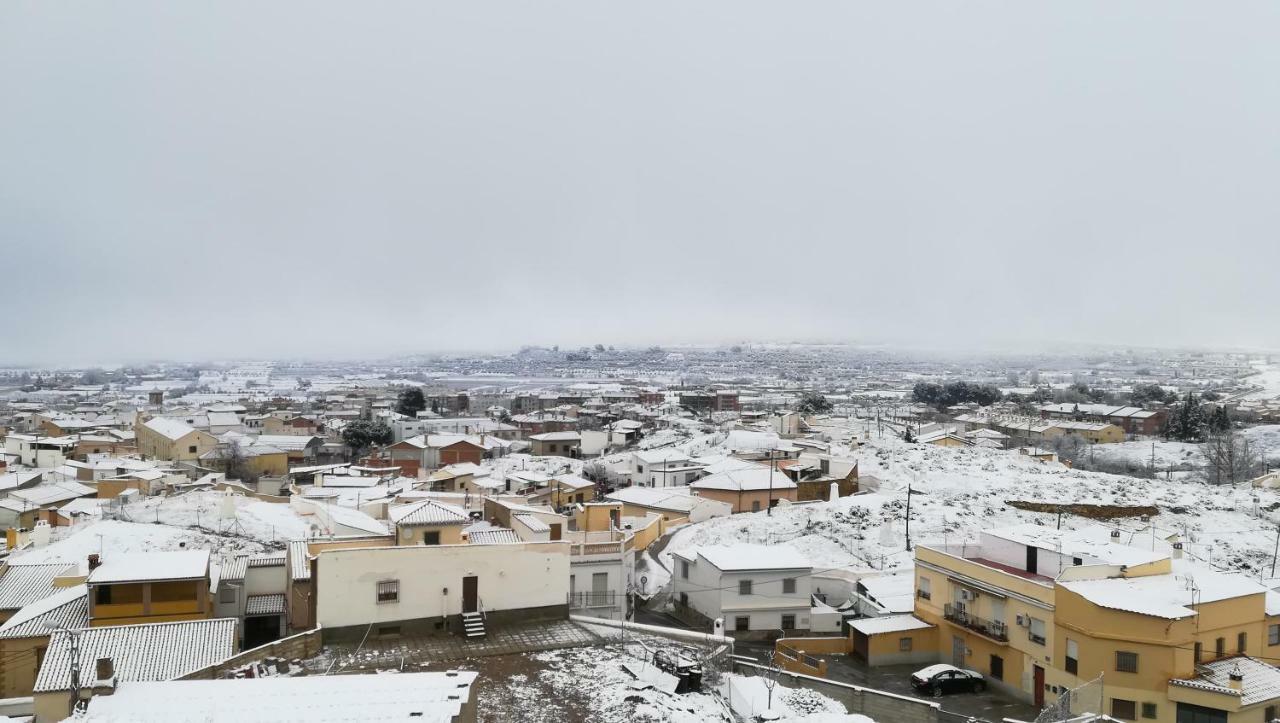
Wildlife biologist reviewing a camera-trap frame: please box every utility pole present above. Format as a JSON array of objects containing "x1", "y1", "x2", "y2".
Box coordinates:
[
  {"x1": 1271, "y1": 523, "x2": 1279, "y2": 578},
  {"x1": 767, "y1": 449, "x2": 775, "y2": 517},
  {"x1": 905, "y1": 484, "x2": 914, "y2": 551}
]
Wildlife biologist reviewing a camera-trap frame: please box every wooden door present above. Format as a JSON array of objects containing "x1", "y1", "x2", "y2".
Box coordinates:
[
  {"x1": 462, "y1": 575, "x2": 478, "y2": 613},
  {"x1": 1033, "y1": 665, "x2": 1045, "y2": 707}
]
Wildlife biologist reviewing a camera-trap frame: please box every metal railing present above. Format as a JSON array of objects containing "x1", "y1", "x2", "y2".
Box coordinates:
[
  {"x1": 943, "y1": 603, "x2": 1008, "y2": 642},
  {"x1": 567, "y1": 591, "x2": 617, "y2": 608}
]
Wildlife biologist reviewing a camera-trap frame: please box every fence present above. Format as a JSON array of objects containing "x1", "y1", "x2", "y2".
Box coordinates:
[{"x1": 1032, "y1": 673, "x2": 1104, "y2": 723}]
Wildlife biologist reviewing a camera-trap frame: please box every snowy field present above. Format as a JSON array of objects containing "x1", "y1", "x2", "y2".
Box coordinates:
[
  {"x1": 662, "y1": 430, "x2": 1280, "y2": 583},
  {"x1": 1243, "y1": 363, "x2": 1280, "y2": 401}
]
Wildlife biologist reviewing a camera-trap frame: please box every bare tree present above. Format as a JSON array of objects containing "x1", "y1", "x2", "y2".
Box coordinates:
[
  {"x1": 223, "y1": 439, "x2": 260, "y2": 484},
  {"x1": 1202, "y1": 432, "x2": 1260, "y2": 486}
]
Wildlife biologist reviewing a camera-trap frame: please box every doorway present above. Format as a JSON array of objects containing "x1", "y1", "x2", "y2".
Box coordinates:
[
  {"x1": 462, "y1": 576, "x2": 478, "y2": 613},
  {"x1": 952, "y1": 635, "x2": 966, "y2": 666},
  {"x1": 1033, "y1": 665, "x2": 1045, "y2": 707}
]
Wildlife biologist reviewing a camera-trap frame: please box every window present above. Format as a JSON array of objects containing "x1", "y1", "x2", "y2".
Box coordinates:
[
  {"x1": 1029, "y1": 617, "x2": 1046, "y2": 645},
  {"x1": 1073, "y1": 557, "x2": 1083, "y2": 566},
  {"x1": 1270, "y1": 624, "x2": 1280, "y2": 646},
  {"x1": 1141, "y1": 702, "x2": 1157, "y2": 719},
  {"x1": 95, "y1": 586, "x2": 112, "y2": 605},
  {"x1": 188, "y1": 445, "x2": 197, "y2": 454},
  {"x1": 1238, "y1": 632, "x2": 1247, "y2": 653},
  {"x1": 990, "y1": 654, "x2": 1003, "y2": 680},
  {"x1": 734, "y1": 616, "x2": 750, "y2": 632},
  {"x1": 1111, "y1": 698, "x2": 1137, "y2": 721},
  {"x1": 1116, "y1": 651, "x2": 1138, "y2": 673},
  {"x1": 1265, "y1": 705, "x2": 1276, "y2": 722},
  {"x1": 783, "y1": 578, "x2": 796, "y2": 594},
  {"x1": 376, "y1": 580, "x2": 399, "y2": 604},
  {"x1": 1194, "y1": 641, "x2": 1203, "y2": 663},
  {"x1": 423, "y1": 531, "x2": 440, "y2": 545},
  {"x1": 1065, "y1": 639, "x2": 1079, "y2": 675},
  {"x1": 917, "y1": 576, "x2": 931, "y2": 601},
  {"x1": 219, "y1": 586, "x2": 236, "y2": 604},
  {"x1": 781, "y1": 614, "x2": 796, "y2": 630},
  {"x1": 1176, "y1": 702, "x2": 1228, "y2": 723},
  {"x1": 1215, "y1": 637, "x2": 1225, "y2": 658},
  {"x1": 680, "y1": 560, "x2": 689, "y2": 579},
  {"x1": 899, "y1": 637, "x2": 913, "y2": 652},
  {"x1": 739, "y1": 580, "x2": 753, "y2": 596}
]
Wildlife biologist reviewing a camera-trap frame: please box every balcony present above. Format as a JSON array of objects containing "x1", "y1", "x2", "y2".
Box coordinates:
[
  {"x1": 568, "y1": 591, "x2": 617, "y2": 608},
  {"x1": 943, "y1": 603, "x2": 1008, "y2": 643}
]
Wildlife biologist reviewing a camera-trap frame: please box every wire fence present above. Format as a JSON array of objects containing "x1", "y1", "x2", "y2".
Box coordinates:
[{"x1": 1033, "y1": 673, "x2": 1103, "y2": 723}]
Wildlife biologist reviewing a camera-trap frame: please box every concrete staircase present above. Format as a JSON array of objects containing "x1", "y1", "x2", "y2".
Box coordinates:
[{"x1": 462, "y1": 611, "x2": 486, "y2": 638}]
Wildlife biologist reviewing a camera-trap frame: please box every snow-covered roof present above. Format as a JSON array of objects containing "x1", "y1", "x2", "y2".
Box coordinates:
[
  {"x1": 88, "y1": 550, "x2": 210, "y2": 584},
  {"x1": 288, "y1": 540, "x2": 312, "y2": 581},
  {"x1": 142, "y1": 417, "x2": 199, "y2": 441},
  {"x1": 984, "y1": 523, "x2": 1167, "y2": 567},
  {"x1": 217, "y1": 556, "x2": 249, "y2": 582},
  {"x1": 849, "y1": 615, "x2": 934, "y2": 636},
  {"x1": 9, "y1": 481, "x2": 97, "y2": 507},
  {"x1": 513, "y1": 514, "x2": 551, "y2": 533},
  {"x1": 554, "y1": 474, "x2": 595, "y2": 491},
  {"x1": 529, "y1": 431, "x2": 582, "y2": 442},
  {"x1": 320, "y1": 505, "x2": 390, "y2": 535},
  {"x1": 0, "y1": 562, "x2": 72, "y2": 611},
  {"x1": 606, "y1": 486, "x2": 698, "y2": 513},
  {"x1": 690, "y1": 466, "x2": 797, "y2": 492},
  {"x1": 633, "y1": 449, "x2": 693, "y2": 465},
  {"x1": 1170, "y1": 656, "x2": 1280, "y2": 706},
  {"x1": 390, "y1": 500, "x2": 470, "y2": 526},
  {"x1": 35, "y1": 618, "x2": 238, "y2": 693},
  {"x1": 82, "y1": 670, "x2": 478, "y2": 722},
  {"x1": 245, "y1": 593, "x2": 286, "y2": 616},
  {"x1": 677, "y1": 544, "x2": 811, "y2": 572},
  {"x1": 253, "y1": 435, "x2": 321, "y2": 451},
  {"x1": 1060, "y1": 562, "x2": 1266, "y2": 620},
  {"x1": 468, "y1": 528, "x2": 522, "y2": 545},
  {"x1": 0, "y1": 584, "x2": 87, "y2": 639}
]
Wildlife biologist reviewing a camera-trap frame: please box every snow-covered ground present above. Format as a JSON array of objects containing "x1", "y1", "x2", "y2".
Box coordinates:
[
  {"x1": 1243, "y1": 363, "x2": 1280, "y2": 401},
  {"x1": 661, "y1": 429, "x2": 1280, "y2": 584}
]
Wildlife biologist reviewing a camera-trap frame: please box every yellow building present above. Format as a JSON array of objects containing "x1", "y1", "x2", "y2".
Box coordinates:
[
  {"x1": 134, "y1": 416, "x2": 218, "y2": 462},
  {"x1": 86, "y1": 550, "x2": 212, "y2": 627},
  {"x1": 912, "y1": 524, "x2": 1280, "y2": 722},
  {"x1": 390, "y1": 499, "x2": 470, "y2": 546}
]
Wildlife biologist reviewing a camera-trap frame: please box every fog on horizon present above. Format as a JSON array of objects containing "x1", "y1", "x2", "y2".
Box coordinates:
[{"x1": 2, "y1": 1, "x2": 1278, "y2": 366}]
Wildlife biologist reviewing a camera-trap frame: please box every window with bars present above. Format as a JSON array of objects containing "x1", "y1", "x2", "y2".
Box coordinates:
[
  {"x1": 376, "y1": 580, "x2": 399, "y2": 604},
  {"x1": 782, "y1": 578, "x2": 796, "y2": 594},
  {"x1": 1116, "y1": 651, "x2": 1138, "y2": 673},
  {"x1": 739, "y1": 580, "x2": 753, "y2": 595}
]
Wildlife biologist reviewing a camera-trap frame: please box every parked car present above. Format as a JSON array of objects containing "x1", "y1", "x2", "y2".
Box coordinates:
[{"x1": 910, "y1": 664, "x2": 986, "y2": 697}]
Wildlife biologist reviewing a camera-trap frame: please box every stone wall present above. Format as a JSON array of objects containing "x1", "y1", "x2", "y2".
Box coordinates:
[{"x1": 179, "y1": 628, "x2": 323, "y2": 680}]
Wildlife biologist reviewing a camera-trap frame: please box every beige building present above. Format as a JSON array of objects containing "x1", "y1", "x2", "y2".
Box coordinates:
[{"x1": 135, "y1": 417, "x2": 218, "y2": 463}]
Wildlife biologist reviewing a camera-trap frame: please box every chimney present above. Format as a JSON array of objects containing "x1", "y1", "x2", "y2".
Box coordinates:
[
  {"x1": 87, "y1": 554, "x2": 101, "y2": 571},
  {"x1": 1228, "y1": 663, "x2": 1244, "y2": 691},
  {"x1": 1172, "y1": 542, "x2": 1184, "y2": 559},
  {"x1": 1110, "y1": 530, "x2": 1121, "y2": 540}
]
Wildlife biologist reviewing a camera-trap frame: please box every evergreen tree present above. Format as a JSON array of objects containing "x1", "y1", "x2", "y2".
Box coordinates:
[{"x1": 395, "y1": 388, "x2": 426, "y2": 417}]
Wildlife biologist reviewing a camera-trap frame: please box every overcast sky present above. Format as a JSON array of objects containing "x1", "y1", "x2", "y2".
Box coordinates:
[{"x1": 2, "y1": 2, "x2": 1278, "y2": 365}]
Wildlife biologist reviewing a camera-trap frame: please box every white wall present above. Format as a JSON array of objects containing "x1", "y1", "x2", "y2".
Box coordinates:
[
  {"x1": 671, "y1": 555, "x2": 814, "y2": 632},
  {"x1": 245, "y1": 564, "x2": 287, "y2": 597},
  {"x1": 314, "y1": 542, "x2": 571, "y2": 629}
]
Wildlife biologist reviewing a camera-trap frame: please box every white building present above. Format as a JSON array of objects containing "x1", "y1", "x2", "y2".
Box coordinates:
[
  {"x1": 670, "y1": 544, "x2": 814, "y2": 640},
  {"x1": 312, "y1": 541, "x2": 571, "y2": 635}
]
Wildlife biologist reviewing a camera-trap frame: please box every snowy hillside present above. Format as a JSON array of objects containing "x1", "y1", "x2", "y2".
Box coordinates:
[{"x1": 663, "y1": 430, "x2": 1280, "y2": 582}]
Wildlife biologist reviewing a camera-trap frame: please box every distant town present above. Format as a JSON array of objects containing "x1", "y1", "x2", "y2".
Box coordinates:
[{"x1": 0, "y1": 344, "x2": 1275, "y2": 721}]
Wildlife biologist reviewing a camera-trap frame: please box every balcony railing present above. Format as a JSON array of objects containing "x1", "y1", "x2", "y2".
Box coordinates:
[
  {"x1": 943, "y1": 603, "x2": 1008, "y2": 642},
  {"x1": 568, "y1": 591, "x2": 617, "y2": 608}
]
